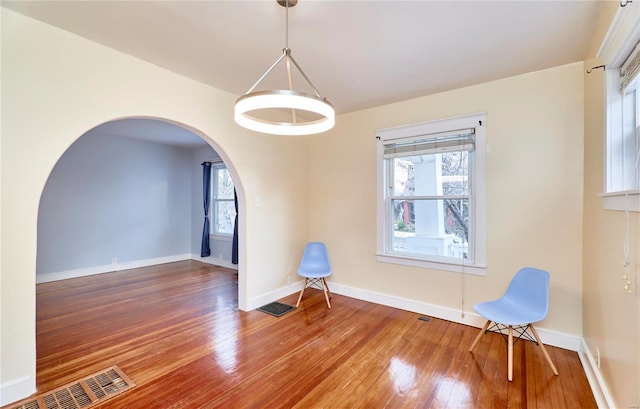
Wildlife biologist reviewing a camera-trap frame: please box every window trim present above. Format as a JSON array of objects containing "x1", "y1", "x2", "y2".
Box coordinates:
[
  {"x1": 376, "y1": 113, "x2": 487, "y2": 275},
  {"x1": 602, "y1": 67, "x2": 640, "y2": 211},
  {"x1": 599, "y1": 1, "x2": 640, "y2": 211}
]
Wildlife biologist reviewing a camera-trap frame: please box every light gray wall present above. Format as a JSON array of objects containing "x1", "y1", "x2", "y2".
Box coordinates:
[
  {"x1": 37, "y1": 131, "x2": 194, "y2": 275},
  {"x1": 190, "y1": 147, "x2": 236, "y2": 267}
]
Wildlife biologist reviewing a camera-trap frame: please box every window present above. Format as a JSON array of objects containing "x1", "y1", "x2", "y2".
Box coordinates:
[
  {"x1": 601, "y1": 8, "x2": 640, "y2": 211},
  {"x1": 606, "y1": 44, "x2": 640, "y2": 194},
  {"x1": 376, "y1": 113, "x2": 486, "y2": 274},
  {"x1": 212, "y1": 166, "x2": 236, "y2": 235}
]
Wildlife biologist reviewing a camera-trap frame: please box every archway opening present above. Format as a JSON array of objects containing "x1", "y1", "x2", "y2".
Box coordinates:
[{"x1": 35, "y1": 116, "x2": 246, "y2": 389}]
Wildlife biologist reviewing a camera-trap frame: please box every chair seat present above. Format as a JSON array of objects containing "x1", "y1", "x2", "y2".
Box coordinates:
[
  {"x1": 474, "y1": 298, "x2": 546, "y2": 326},
  {"x1": 298, "y1": 269, "x2": 331, "y2": 278}
]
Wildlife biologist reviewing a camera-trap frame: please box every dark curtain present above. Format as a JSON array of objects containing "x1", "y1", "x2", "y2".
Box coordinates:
[
  {"x1": 200, "y1": 162, "x2": 212, "y2": 257},
  {"x1": 232, "y1": 188, "x2": 239, "y2": 264}
]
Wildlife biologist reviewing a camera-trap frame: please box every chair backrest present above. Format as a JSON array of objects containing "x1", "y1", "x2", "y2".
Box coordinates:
[
  {"x1": 503, "y1": 267, "x2": 550, "y2": 321},
  {"x1": 298, "y1": 242, "x2": 331, "y2": 276}
]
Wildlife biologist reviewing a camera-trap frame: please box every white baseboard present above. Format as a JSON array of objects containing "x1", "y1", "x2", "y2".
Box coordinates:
[
  {"x1": 36, "y1": 254, "x2": 192, "y2": 283},
  {"x1": 247, "y1": 281, "x2": 303, "y2": 311},
  {"x1": 190, "y1": 254, "x2": 238, "y2": 270},
  {"x1": 0, "y1": 375, "x2": 35, "y2": 406},
  {"x1": 579, "y1": 339, "x2": 616, "y2": 409},
  {"x1": 328, "y1": 281, "x2": 582, "y2": 351},
  {"x1": 243, "y1": 279, "x2": 581, "y2": 351}
]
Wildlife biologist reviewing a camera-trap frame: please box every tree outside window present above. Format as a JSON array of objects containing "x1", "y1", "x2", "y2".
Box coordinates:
[{"x1": 390, "y1": 150, "x2": 470, "y2": 261}]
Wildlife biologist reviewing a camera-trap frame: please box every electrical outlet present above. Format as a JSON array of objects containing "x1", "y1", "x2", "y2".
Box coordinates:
[
  {"x1": 287, "y1": 275, "x2": 292, "y2": 285},
  {"x1": 112, "y1": 258, "x2": 117, "y2": 265},
  {"x1": 595, "y1": 347, "x2": 601, "y2": 369}
]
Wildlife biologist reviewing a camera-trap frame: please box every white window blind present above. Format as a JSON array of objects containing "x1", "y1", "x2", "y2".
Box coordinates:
[
  {"x1": 383, "y1": 129, "x2": 475, "y2": 158},
  {"x1": 621, "y1": 42, "x2": 640, "y2": 92}
]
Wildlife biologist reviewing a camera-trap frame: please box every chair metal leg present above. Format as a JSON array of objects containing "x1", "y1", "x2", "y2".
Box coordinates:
[
  {"x1": 530, "y1": 324, "x2": 559, "y2": 376},
  {"x1": 321, "y1": 278, "x2": 332, "y2": 308},
  {"x1": 508, "y1": 325, "x2": 514, "y2": 381},
  {"x1": 296, "y1": 278, "x2": 308, "y2": 307},
  {"x1": 469, "y1": 320, "x2": 491, "y2": 352}
]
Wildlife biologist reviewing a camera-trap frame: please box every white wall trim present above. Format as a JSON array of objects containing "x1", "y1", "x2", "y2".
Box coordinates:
[
  {"x1": 244, "y1": 279, "x2": 582, "y2": 352},
  {"x1": 247, "y1": 281, "x2": 303, "y2": 311},
  {"x1": 600, "y1": 189, "x2": 640, "y2": 212},
  {"x1": 209, "y1": 233, "x2": 233, "y2": 242},
  {"x1": 36, "y1": 254, "x2": 192, "y2": 283},
  {"x1": 37, "y1": 253, "x2": 241, "y2": 283},
  {"x1": 597, "y1": 0, "x2": 640, "y2": 66},
  {"x1": 579, "y1": 339, "x2": 617, "y2": 409},
  {"x1": 190, "y1": 254, "x2": 238, "y2": 270},
  {"x1": 376, "y1": 254, "x2": 487, "y2": 276},
  {"x1": 329, "y1": 281, "x2": 582, "y2": 351},
  {"x1": 0, "y1": 375, "x2": 35, "y2": 406}
]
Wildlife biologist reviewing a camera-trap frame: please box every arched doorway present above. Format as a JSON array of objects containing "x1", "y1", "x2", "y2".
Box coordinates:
[
  {"x1": 36, "y1": 117, "x2": 243, "y2": 290},
  {"x1": 32, "y1": 116, "x2": 247, "y2": 390}
]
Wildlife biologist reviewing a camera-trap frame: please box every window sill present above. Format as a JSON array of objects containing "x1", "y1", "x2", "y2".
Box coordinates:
[
  {"x1": 600, "y1": 190, "x2": 640, "y2": 212},
  {"x1": 210, "y1": 233, "x2": 233, "y2": 241},
  {"x1": 376, "y1": 253, "x2": 487, "y2": 276}
]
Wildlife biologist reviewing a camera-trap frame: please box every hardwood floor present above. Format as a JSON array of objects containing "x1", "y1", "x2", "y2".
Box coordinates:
[{"x1": 22, "y1": 260, "x2": 596, "y2": 408}]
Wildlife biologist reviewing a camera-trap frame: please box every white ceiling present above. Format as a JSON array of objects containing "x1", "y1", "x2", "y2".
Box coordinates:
[{"x1": 3, "y1": 0, "x2": 606, "y2": 143}]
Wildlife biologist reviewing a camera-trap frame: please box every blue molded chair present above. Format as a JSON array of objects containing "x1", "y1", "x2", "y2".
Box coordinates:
[
  {"x1": 468, "y1": 267, "x2": 559, "y2": 381},
  {"x1": 296, "y1": 242, "x2": 332, "y2": 308}
]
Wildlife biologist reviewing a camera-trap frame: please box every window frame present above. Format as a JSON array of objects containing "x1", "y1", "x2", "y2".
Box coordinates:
[
  {"x1": 603, "y1": 72, "x2": 640, "y2": 210},
  {"x1": 376, "y1": 113, "x2": 487, "y2": 275},
  {"x1": 605, "y1": 62, "x2": 640, "y2": 191},
  {"x1": 599, "y1": 1, "x2": 640, "y2": 211},
  {"x1": 211, "y1": 166, "x2": 236, "y2": 238}
]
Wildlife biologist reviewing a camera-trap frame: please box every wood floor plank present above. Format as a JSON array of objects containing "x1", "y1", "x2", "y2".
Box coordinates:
[
  {"x1": 3, "y1": 260, "x2": 598, "y2": 409},
  {"x1": 356, "y1": 315, "x2": 438, "y2": 408},
  {"x1": 432, "y1": 323, "x2": 476, "y2": 408},
  {"x1": 486, "y1": 332, "x2": 508, "y2": 408},
  {"x1": 525, "y1": 338, "x2": 538, "y2": 409},
  {"x1": 554, "y1": 347, "x2": 582, "y2": 409},
  {"x1": 466, "y1": 322, "x2": 493, "y2": 408},
  {"x1": 505, "y1": 340, "x2": 524, "y2": 409},
  {"x1": 381, "y1": 316, "x2": 451, "y2": 409}
]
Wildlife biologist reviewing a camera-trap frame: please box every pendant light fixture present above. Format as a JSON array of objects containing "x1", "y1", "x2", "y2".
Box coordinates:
[{"x1": 234, "y1": 0, "x2": 335, "y2": 136}]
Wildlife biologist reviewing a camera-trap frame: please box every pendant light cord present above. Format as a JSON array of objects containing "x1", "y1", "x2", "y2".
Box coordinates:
[
  {"x1": 284, "y1": 0, "x2": 297, "y2": 122},
  {"x1": 285, "y1": 0, "x2": 289, "y2": 50},
  {"x1": 620, "y1": 87, "x2": 640, "y2": 295}
]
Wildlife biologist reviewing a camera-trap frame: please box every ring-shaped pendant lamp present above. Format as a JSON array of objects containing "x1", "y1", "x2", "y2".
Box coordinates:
[
  {"x1": 235, "y1": 90, "x2": 335, "y2": 136},
  {"x1": 234, "y1": 0, "x2": 335, "y2": 136}
]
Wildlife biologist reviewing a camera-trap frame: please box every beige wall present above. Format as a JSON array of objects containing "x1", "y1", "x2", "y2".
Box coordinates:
[
  {"x1": 309, "y1": 62, "x2": 585, "y2": 335},
  {"x1": 0, "y1": 9, "x2": 309, "y2": 394},
  {"x1": 583, "y1": 60, "x2": 640, "y2": 409},
  {"x1": 582, "y1": 2, "x2": 640, "y2": 406}
]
